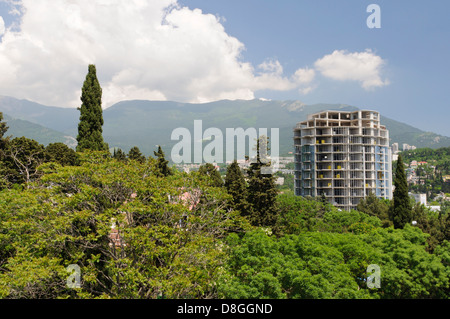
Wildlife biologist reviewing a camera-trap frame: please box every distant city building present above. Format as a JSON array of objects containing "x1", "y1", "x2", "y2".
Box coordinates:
[
  {"x1": 402, "y1": 143, "x2": 417, "y2": 151},
  {"x1": 294, "y1": 110, "x2": 393, "y2": 211},
  {"x1": 275, "y1": 177, "x2": 285, "y2": 185},
  {"x1": 278, "y1": 169, "x2": 294, "y2": 175},
  {"x1": 392, "y1": 142, "x2": 399, "y2": 154},
  {"x1": 410, "y1": 193, "x2": 427, "y2": 206},
  {"x1": 277, "y1": 156, "x2": 295, "y2": 164}
]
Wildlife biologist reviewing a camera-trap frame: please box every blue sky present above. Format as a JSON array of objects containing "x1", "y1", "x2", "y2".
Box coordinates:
[
  {"x1": 180, "y1": 0, "x2": 450, "y2": 136},
  {"x1": 0, "y1": 0, "x2": 449, "y2": 136}
]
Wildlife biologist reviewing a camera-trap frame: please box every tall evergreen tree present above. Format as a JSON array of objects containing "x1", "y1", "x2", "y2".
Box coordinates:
[
  {"x1": 246, "y1": 137, "x2": 278, "y2": 227},
  {"x1": 76, "y1": 64, "x2": 108, "y2": 152},
  {"x1": 225, "y1": 160, "x2": 250, "y2": 216},
  {"x1": 390, "y1": 154, "x2": 412, "y2": 228},
  {"x1": 154, "y1": 145, "x2": 172, "y2": 177}
]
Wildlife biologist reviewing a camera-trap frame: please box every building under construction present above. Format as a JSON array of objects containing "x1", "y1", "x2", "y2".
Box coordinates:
[{"x1": 294, "y1": 110, "x2": 392, "y2": 211}]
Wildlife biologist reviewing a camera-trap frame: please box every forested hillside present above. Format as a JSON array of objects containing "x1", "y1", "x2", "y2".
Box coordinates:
[
  {"x1": 2, "y1": 96, "x2": 450, "y2": 157},
  {"x1": 401, "y1": 147, "x2": 450, "y2": 199}
]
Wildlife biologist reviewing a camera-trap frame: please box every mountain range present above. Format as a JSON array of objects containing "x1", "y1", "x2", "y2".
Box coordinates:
[{"x1": 1, "y1": 95, "x2": 449, "y2": 160}]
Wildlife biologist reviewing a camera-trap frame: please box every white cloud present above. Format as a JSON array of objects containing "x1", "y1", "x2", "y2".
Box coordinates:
[
  {"x1": 0, "y1": 0, "x2": 314, "y2": 108},
  {"x1": 293, "y1": 68, "x2": 315, "y2": 84},
  {"x1": 293, "y1": 68, "x2": 316, "y2": 94},
  {"x1": 258, "y1": 60, "x2": 284, "y2": 75},
  {"x1": 314, "y1": 49, "x2": 389, "y2": 90},
  {"x1": 0, "y1": 2, "x2": 389, "y2": 108},
  {"x1": 0, "y1": 16, "x2": 5, "y2": 36}
]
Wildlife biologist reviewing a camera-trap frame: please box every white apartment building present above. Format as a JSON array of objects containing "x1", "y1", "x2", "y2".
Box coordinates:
[{"x1": 294, "y1": 110, "x2": 393, "y2": 211}]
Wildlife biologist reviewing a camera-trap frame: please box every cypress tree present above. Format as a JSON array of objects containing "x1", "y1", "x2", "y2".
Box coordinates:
[
  {"x1": 246, "y1": 137, "x2": 278, "y2": 227},
  {"x1": 225, "y1": 160, "x2": 250, "y2": 215},
  {"x1": 154, "y1": 145, "x2": 172, "y2": 177},
  {"x1": 390, "y1": 154, "x2": 412, "y2": 228},
  {"x1": 76, "y1": 64, "x2": 108, "y2": 152}
]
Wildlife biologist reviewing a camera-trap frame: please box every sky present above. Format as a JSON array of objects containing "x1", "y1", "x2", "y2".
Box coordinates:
[{"x1": 0, "y1": 0, "x2": 449, "y2": 136}]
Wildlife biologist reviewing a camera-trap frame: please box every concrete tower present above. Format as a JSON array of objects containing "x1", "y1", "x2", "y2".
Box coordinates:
[{"x1": 294, "y1": 110, "x2": 392, "y2": 211}]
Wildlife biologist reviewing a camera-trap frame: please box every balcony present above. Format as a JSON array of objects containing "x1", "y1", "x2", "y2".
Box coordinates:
[
  {"x1": 317, "y1": 154, "x2": 332, "y2": 162},
  {"x1": 334, "y1": 163, "x2": 346, "y2": 170},
  {"x1": 317, "y1": 182, "x2": 333, "y2": 188},
  {"x1": 316, "y1": 145, "x2": 332, "y2": 153},
  {"x1": 317, "y1": 164, "x2": 332, "y2": 170},
  {"x1": 316, "y1": 137, "x2": 331, "y2": 144},
  {"x1": 317, "y1": 172, "x2": 332, "y2": 179}
]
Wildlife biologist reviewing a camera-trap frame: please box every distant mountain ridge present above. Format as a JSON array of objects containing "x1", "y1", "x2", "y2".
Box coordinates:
[
  {"x1": 0, "y1": 96, "x2": 449, "y2": 157},
  {"x1": 0, "y1": 96, "x2": 79, "y2": 134},
  {"x1": 1, "y1": 112, "x2": 77, "y2": 148}
]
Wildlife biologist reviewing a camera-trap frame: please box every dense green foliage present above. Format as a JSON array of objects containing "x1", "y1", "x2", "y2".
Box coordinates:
[
  {"x1": 76, "y1": 65, "x2": 108, "y2": 152},
  {"x1": 0, "y1": 136, "x2": 45, "y2": 187},
  {"x1": 0, "y1": 151, "x2": 249, "y2": 298},
  {"x1": 402, "y1": 147, "x2": 450, "y2": 164},
  {"x1": 198, "y1": 163, "x2": 223, "y2": 188},
  {"x1": 217, "y1": 191, "x2": 450, "y2": 299},
  {"x1": 387, "y1": 147, "x2": 450, "y2": 251},
  {"x1": 357, "y1": 192, "x2": 392, "y2": 228},
  {"x1": 274, "y1": 194, "x2": 381, "y2": 236},
  {"x1": 0, "y1": 151, "x2": 448, "y2": 298},
  {"x1": 44, "y1": 142, "x2": 79, "y2": 167},
  {"x1": 219, "y1": 225, "x2": 449, "y2": 299}
]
